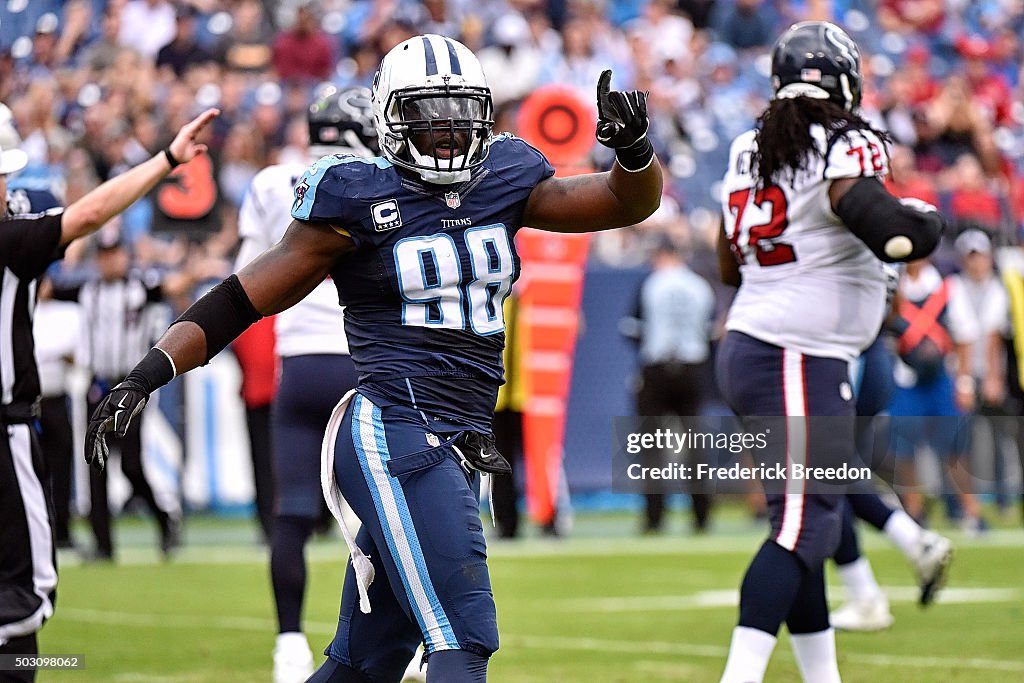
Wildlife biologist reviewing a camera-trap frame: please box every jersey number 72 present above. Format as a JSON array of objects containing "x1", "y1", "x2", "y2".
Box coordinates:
[
  {"x1": 725, "y1": 185, "x2": 795, "y2": 267},
  {"x1": 393, "y1": 225, "x2": 514, "y2": 335}
]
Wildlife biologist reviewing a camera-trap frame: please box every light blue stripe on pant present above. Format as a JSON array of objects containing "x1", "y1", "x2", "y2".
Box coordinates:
[{"x1": 350, "y1": 394, "x2": 459, "y2": 652}]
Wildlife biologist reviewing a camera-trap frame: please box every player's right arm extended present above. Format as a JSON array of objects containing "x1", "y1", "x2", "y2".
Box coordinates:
[
  {"x1": 84, "y1": 219, "x2": 353, "y2": 470},
  {"x1": 830, "y1": 177, "x2": 944, "y2": 262}
]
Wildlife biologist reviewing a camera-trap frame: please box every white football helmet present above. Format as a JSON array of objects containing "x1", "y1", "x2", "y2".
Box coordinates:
[{"x1": 372, "y1": 34, "x2": 494, "y2": 184}]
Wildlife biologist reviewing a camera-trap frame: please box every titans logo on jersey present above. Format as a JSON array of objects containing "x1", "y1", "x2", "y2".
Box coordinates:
[{"x1": 291, "y1": 134, "x2": 555, "y2": 429}]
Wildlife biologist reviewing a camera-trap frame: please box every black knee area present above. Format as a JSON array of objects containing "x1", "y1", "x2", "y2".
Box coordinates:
[
  {"x1": 832, "y1": 499, "x2": 861, "y2": 566},
  {"x1": 786, "y1": 565, "x2": 831, "y2": 635},
  {"x1": 426, "y1": 649, "x2": 488, "y2": 683},
  {"x1": 848, "y1": 492, "x2": 895, "y2": 531},
  {"x1": 173, "y1": 274, "x2": 262, "y2": 364},
  {"x1": 306, "y1": 658, "x2": 373, "y2": 683},
  {"x1": 738, "y1": 541, "x2": 806, "y2": 635}
]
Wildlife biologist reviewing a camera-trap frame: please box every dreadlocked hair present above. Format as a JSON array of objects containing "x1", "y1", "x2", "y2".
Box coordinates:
[{"x1": 752, "y1": 97, "x2": 890, "y2": 188}]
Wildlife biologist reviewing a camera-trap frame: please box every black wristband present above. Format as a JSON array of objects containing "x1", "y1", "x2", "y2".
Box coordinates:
[
  {"x1": 124, "y1": 348, "x2": 176, "y2": 395},
  {"x1": 614, "y1": 136, "x2": 655, "y2": 172},
  {"x1": 163, "y1": 147, "x2": 181, "y2": 169}
]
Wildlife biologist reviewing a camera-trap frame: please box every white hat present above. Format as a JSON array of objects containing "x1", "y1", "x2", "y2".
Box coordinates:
[
  {"x1": 0, "y1": 103, "x2": 20, "y2": 151},
  {"x1": 954, "y1": 229, "x2": 992, "y2": 257},
  {"x1": 0, "y1": 142, "x2": 27, "y2": 176}
]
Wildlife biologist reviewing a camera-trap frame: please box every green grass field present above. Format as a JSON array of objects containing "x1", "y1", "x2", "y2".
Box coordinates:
[{"x1": 37, "y1": 508, "x2": 1024, "y2": 682}]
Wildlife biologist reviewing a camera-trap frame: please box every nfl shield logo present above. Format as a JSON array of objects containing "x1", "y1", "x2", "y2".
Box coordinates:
[{"x1": 445, "y1": 191, "x2": 461, "y2": 209}]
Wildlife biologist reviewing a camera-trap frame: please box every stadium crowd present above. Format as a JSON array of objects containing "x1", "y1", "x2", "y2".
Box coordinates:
[{"x1": 3, "y1": 0, "x2": 1023, "y2": 544}]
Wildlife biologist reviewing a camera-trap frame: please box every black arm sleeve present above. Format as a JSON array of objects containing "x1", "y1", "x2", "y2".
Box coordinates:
[
  {"x1": 834, "y1": 177, "x2": 944, "y2": 263},
  {"x1": 172, "y1": 274, "x2": 262, "y2": 364}
]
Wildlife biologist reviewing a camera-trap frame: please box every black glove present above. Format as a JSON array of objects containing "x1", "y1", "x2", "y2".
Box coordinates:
[
  {"x1": 454, "y1": 431, "x2": 512, "y2": 476},
  {"x1": 595, "y1": 70, "x2": 654, "y2": 171},
  {"x1": 596, "y1": 69, "x2": 648, "y2": 147},
  {"x1": 85, "y1": 379, "x2": 149, "y2": 472}
]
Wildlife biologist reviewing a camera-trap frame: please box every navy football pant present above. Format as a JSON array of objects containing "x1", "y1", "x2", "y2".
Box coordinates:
[
  {"x1": 271, "y1": 354, "x2": 357, "y2": 635},
  {"x1": 272, "y1": 354, "x2": 359, "y2": 519},
  {"x1": 321, "y1": 393, "x2": 496, "y2": 680},
  {"x1": 717, "y1": 332, "x2": 852, "y2": 636},
  {"x1": 717, "y1": 332, "x2": 853, "y2": 567}
]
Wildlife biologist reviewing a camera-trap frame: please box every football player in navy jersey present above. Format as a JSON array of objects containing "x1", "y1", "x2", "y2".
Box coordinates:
[{"x1": 86, "y1": 35, "x2": 661, "y2": 682}]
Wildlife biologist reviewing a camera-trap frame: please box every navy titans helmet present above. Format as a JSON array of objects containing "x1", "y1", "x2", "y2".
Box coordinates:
[
  {"x1": 770, "y1": 21, "x2": 863, "y2": 111},
  {"x1": 308, "y1": 85, "x2": 380, "y2": 158}
]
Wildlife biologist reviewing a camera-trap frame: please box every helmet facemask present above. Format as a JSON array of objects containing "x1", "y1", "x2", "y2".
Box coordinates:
[{"x1": 381, "y1": 83, "x2": 493, "y2": 184}]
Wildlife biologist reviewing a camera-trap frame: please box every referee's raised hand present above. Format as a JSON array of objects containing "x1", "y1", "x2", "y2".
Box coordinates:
[{"x1": 165, "y1": 108, "x2": 219, "y2": 166}]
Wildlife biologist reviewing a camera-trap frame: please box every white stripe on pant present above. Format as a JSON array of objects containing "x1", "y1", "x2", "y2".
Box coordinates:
[
  {"x1": 0, "y1": 425, "x2": 56, "y2": 645},
  {"x1": 776, "y1": 349, "x2": 807, "y2": 552}
]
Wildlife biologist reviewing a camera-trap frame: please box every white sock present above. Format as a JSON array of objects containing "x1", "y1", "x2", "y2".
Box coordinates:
[
  {"x1": 790, "y1": 629, "x2": 842, "y2": 683},
  {"x1": 275, "y1": 631, "x2": 310, "y2": 651},
  {"x1": 883, "y1": 510, "x2": 922, "y2": 559},
  {"x1": 720, "y1": 626, "x2": 777, "y2": 683},
  {"x1": 837, "y1": 557, "x2": 885, "y2": 603}
]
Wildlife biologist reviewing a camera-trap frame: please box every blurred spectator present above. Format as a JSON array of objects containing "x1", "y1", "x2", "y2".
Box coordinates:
[
  {"x1": 958, "y1": 34, "x2": 1013, "y2": 127},
  {"x1": 887, "y1": 257, "x2": 986, "y2": 531},
  {"x1": 946, "y1": 153, "x2": 1006, "y2": 236},
  {"x1": 925, "y1": 76, "x2": 1001, "y2": 174},
  {"x1": 54, "y1": 0, "x2": 95, "y2": 68},
  {"x1": 876, "y1": 72, "x2": 921, "y2": 145},
  {"x1": 677, "y1": 0, "x2": 717, "y2": 30},
  {"x1": 951, "y1": 230, "x2": 1014, "y2": 515},
  {"x1": 901, "y1": 44, "x2": 940, "y2": 107},
  {"x1": 21, "y1": 13, "x2": 62, "y2": 77},
  {"x1": 119, "y1": 0, "x2": 177, "y2": 60},
  {"x1": 713, "y1": 0, "x2": 773, "y2": 50},
  {"x1": 80, "y1": 5, "x2": 125, "y2": 73},
  {"x1": 478, "y1": 13, "x2": 543, "y2": 107},
  {"x1": 272, "y1": 2, "x2": 334, "y2": 84},
  {"x1": 626, "y1": 0, "x2": 695, "y2": 66},
  {"x1": 216, "y1": 0, "x2": 274, "y2": 73},
  {"x1": 420, "y1": 0, "x2": 462, "y2": 37},
  {"x1": 877, "y1": 0, "x2": 945, "y2": 35},
  {"x1": 886, "y1": 144, "x2": 939, "y2": 206},
  {"x1": 219, "y1": 122, "x2": 265, "y2": 208},
  {"x1": 156, "y1": 5, "x2": 216, "y2": 78}
]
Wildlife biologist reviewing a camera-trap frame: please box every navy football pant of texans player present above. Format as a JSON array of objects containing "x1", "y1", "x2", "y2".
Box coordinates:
[
  {"x1": 270, "y1": 354, "x2": 358, "y2": 636},
  {"x1": 717, "y1": 331, "x2": 855, "y2": 637},
  {"x1": 310, "y1": 392, "x2": 495, "y2": 683}
]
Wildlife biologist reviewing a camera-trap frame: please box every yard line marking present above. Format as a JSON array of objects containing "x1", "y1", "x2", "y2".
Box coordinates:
[
  {"x1": 59, "y1": 528, "x2": 1024, "y2": 567},
  {"x1": 57, "y1": 608, "x2": 1024, "y2": 673},
  {"x1": 560, "y1": 587, "x2": 1021, "y2": 612},
  {"x1": 506, "y1": 634, "x2": 1024, "y2": 673}
]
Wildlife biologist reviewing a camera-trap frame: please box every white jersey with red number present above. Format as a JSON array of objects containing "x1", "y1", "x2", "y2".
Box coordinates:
[
  {"x1": 721, "y1": 124, "x2": 889, "y2": 361},
  {"x1": 235, "y1": 161, "x2": 349, "y2": 357}
]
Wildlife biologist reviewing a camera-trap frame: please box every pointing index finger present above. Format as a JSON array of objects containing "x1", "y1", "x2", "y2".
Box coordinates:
[{"x1": 597, "y1": 70, "x2": 612, "y2": 111}]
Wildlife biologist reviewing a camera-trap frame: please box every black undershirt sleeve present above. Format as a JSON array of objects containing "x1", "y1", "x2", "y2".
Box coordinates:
[{"x1": 834, "y1": 177, "x2": 944, "y2": 263}]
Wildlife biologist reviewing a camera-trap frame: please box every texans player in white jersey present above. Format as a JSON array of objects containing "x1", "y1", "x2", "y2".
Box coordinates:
[
  {"x1": 234, "y1": 86, "x2": 423, "y2": 683},
  {"x1": 86, "y1": 35, "x2": 662, "y2": 682},
  {"x1": 716, "y1": 22, "x2": 943, "y2": 682}
]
